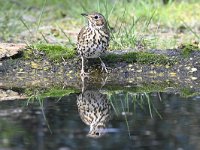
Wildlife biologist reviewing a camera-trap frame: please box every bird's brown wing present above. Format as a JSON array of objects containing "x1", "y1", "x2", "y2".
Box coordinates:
[{"x1": 77, "y1": 26, "x2": 87, "y2": 43}]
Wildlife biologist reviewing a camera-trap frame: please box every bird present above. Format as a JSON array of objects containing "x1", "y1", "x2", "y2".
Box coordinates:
[
  {"x1": 77, "y1": 12, "x2": 110, "y2": 76},
  {"x1": 77, "y1": 90, "x2": 111, "y2": 138}
]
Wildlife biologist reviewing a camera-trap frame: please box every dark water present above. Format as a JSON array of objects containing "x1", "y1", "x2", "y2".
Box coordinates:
[{"x1": 1, "y1": 89, "x2": 200, "y2": 150}]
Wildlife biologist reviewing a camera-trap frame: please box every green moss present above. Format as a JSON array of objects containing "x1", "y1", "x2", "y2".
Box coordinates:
[
  {"x1": 40, "y1": 87, "x2": 79, "y2": 98},
  {"x1": 103, "y1": 52, "x2": 174, "y2": 65},
  {"x1": 23, "y1": 48, "x2": 34, "y2": 60},
  {"x1": 29, "y1": 44, "x2": 76, "y2": 62},
  {"x1": 25, "y1": 87, "x2": 79, "y2": 103},
  {"x1": 135, "y1": 52, "x2": 172, "y2": 65},
  {"x1": 180, "y1": 43, "x2": 200, "y2": 57},
  {"x1": 180, "y1": 87, "x2": 199, "y2": 98},
  {"x1": 24, "y1": 43, "x2": 174, "y2": 65},
  {"x1": 104, "y1": 81, "x2": 175, "y2": 93},
  {"x1": 103, "y1": 53, "x2": 124, "y2": 62}
]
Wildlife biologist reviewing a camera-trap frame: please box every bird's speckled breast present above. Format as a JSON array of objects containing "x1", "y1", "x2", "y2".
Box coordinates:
[{"x1": 77, "y1": 27, "x2": 109, "y2": 58}]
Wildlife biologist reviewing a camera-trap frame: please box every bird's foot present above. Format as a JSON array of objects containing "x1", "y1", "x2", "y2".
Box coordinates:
[
  {"x1": 99, "y1": 57, "x2": 110, "y2": 73},
  {"x1": 80, "y1": 70, "x2": 90, "y2": 78},
  {"x1": 100, "y1": 76, "x2": 108, "y2": 89},
  {"x1": 101, "y1": 62, "x2": 109, "y2": 73}
]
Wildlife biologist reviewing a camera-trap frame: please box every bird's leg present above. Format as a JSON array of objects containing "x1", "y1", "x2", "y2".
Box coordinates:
[
  {"x1": 99, "y1": 57, "x2": 108, "y2": 73},
  {"x1": 81, "y1": 56, "x2": 85, "y2": 74},
  {"x1": 81, "y1": 75, "x2": 85, "y2": 93},
  {"x1": 80, "y1": 56, "x2": 89, "y2": 76}
]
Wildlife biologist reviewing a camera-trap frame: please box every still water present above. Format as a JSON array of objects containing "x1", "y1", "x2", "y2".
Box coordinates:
[{"x1": 1, "y1": 89, "x2": 200, "y2": 150}]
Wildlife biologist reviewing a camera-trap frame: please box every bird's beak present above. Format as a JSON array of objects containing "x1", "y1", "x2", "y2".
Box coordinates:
[{"x1": 81, "y1": 13, "x2": 88, "y2": 17}]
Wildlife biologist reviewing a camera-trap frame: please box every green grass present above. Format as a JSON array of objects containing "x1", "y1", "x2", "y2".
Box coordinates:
[
  {"x1": 107, "y1": 91, "x2": 162, "y2": 119},
  {"x1": 0, "y1": 0, "x2": 199, "y2": 50}
]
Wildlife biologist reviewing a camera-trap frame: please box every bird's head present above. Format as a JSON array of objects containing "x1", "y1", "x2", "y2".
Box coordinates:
[{"x1": 81, "y1": 12, "x2": 107, "y2": 29}]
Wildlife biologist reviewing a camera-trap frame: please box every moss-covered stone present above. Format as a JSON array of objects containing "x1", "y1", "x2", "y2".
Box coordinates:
[
  {"x1": 24, "y1": 43, "x2": 175, "y2": 65},
  {"x1": 25, "y1": 44, "x2": 76, "y2": 62},
  {"x1": 103, "y1": 52, "x2": 175, "y2": 65}
]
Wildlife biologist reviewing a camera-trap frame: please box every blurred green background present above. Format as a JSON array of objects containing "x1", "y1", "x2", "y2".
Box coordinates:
[{"x1": 0, "y1": 0, "x2": 199, "y2": 49}]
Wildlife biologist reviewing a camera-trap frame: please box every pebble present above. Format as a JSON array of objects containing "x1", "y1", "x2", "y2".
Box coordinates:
[
  {"x1": 191, "y1": 76, "x2": 197, "y2": 80},
  {"x1": 137, "y1": 69, "x2": 142, "y2": 73},
  {"x1": 170, "y1": 72, "x2": 176, "y2": 76},
  {"x1": 191, "y1": 68, "x2": 197, "y2": 72}
]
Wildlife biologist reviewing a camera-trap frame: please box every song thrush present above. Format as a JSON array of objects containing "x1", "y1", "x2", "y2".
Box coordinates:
[{"x1": 77, "y1": 12, "x2": 110, "y2": 76}]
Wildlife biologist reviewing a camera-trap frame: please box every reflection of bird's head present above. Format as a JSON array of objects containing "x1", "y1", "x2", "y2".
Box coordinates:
[
  {"x1": 87, "y1": 122, "x2": 106, "y2": 138},
  {"x1": 81, "y1": 12, "x2": 107, "y2": 29}
]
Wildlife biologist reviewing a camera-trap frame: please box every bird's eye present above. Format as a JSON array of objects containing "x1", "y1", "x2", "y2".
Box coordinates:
[
  {"x1": 94, "y1": 15, "x2": 98, "y2": 19},
  {"x1": 95, "y1": 132, "x2": 100, "y2": 136}
]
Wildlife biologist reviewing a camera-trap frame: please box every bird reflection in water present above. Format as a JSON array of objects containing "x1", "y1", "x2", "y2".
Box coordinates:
[{"x1": 77, "y1": 77, "x2": 111, "y2": 138}]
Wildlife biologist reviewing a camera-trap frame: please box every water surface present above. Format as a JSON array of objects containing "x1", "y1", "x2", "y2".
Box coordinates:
[{"x1": 1, "y1": 89, "x2": 200, "y2": 150}]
